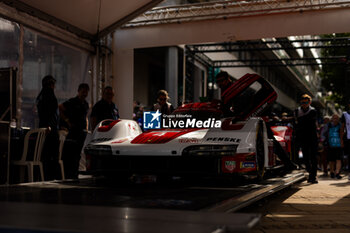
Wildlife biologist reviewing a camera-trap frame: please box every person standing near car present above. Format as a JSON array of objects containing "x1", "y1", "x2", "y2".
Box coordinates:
[
  {"x1": 340, "y1": 100, "x2": 350, "y2": 180},
  {"x1": 151, "y1": 90, "x2": 174, "y2": 115},
  {"x1": 36, "y1": 75, "x2": 60, "y2": 180},
  {"x1": 325, "y1": 114, "x2": 343, "y2": 179},
  {"x1": 215, "y1": 71, "x2": 234, "y2": 117},
  {"x1": 90, "y1": 86, "x2": 120, "y2": 130},
  {"x1": 294, "y1": 94, "x2": 319, "y2": 184},
  {"x1": 320, "y1": 116, "x2": 330, "y2": 177},
  {"x1": 59, "y1": 83, "x2": 90, "y2": 179}
]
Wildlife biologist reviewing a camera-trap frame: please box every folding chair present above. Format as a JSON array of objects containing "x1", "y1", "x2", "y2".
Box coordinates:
[
  {"x1": 58, "y1": 130, "x2": 68, "y2": 180},
  {"x1": 12, "y1": 128, "x2": 47, "y2": 182}
]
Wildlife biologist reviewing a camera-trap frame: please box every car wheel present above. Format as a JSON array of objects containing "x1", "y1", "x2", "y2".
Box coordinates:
[{"x1": 256, "y1": 121, "x2": 265, "y2": 180}]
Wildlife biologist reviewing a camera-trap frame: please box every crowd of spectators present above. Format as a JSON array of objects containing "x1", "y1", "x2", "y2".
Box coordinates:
[{"x1": 36, "y1": 75, "x2": 120, "y2": 181}]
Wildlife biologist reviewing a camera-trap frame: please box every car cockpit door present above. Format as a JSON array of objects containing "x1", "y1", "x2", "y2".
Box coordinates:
[{"x1": 221, "y1": 73, "x2": 277, "y2": 121}]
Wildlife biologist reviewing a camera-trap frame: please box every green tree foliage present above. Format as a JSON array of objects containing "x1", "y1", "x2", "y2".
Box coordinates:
[{"x1": 320, "y1": 33, "x2": 350, "y2": 107}]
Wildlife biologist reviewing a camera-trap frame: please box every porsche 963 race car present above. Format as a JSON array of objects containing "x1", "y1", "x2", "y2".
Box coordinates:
[{"x1": 84, "y1": 73, "x2": 291, "y2": 180}]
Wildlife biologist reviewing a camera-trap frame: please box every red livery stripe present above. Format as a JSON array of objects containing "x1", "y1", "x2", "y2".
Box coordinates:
[
  {"x1": 131, "y1": 128, "x2": 200, "y2": 144},
  {"x1": 97, "y1": 120, "x2": 121, "y2": 132}
]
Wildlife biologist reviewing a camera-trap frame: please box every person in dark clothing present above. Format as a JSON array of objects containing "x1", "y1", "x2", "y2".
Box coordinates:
[
  {"x1": 215, "y1": 71, "x2": 234, "y2": 117},
  {"x1": 319, "y1": 116, "x2": 330, "y2": 177},
  {"x1": 340, "y1": 101, "x2": 350, "y2": 180},
  {"x1": 36, "y1": 75, "x2": 59, "y2": 129},
  {"x1": 294, "y1": 94, "x2": 319, "y2": 184},
  {"x1": 216, "y1": 71, "x2": 233, "y2": 93},
  {"x1": 59, "y1": 83, "x2": 90, "y2": 179},
  {"x1": 151, "y1": 90, "x2": 174, "y2": 115},
  {"x1": 90, "y1": 86, "x2": 119, "y2": 130},
  {"x1": 36, "y1": 75, "x2": 59, "y2": 180}
]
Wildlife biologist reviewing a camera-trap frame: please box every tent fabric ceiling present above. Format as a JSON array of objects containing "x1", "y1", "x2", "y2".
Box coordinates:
[{"x1": 5, "y1": 0, "x2": 162, "y2": 40}]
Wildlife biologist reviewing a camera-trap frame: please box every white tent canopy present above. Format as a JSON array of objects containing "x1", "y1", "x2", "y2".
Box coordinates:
[{"x1": 1, "y1": 0, "x2": 162, "y2": 42}]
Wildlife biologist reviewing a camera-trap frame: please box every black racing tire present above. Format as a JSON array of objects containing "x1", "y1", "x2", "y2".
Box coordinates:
[{"x1": 256, "y1": 121, "x2": 266, "y2": 180}]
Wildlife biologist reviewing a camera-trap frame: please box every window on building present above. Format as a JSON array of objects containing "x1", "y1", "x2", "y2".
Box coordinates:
[{"x1": 0, "y1": 18, "x2": 19, "y2": 69}]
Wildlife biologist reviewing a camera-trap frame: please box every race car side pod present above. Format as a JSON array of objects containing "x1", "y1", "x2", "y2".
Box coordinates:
[{"x1": 266, "y1": 126, "x2": 298, "y2": 171}]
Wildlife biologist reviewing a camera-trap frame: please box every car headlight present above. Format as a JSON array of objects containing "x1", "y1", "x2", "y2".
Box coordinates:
[
  {"x1": 84, "y1": 144, "x2": 112, "y2": 156},
  {"x1": 182, "y1": 145, "x2": 238, "y2": 156}
]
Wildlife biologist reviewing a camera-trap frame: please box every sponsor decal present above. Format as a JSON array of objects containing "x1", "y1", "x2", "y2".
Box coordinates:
[
  {"x1": 225, "y1": 161, "x2": 236, "y2": 171},
  {"x1": 178, "y1": 138, "x2": 199, "y2": 143},
  {"x1": 240, "y1": 162, "x2": 256, "y2": 168},
  {"x1": 206, "y1": 137, "x2": 241, "y2": 143},
  {"x1": 143, "y1": 111, "x2": 221, "y2": 129},
  {"x1": 143, "y1": 110, "x2": 162, "y2": 130}
]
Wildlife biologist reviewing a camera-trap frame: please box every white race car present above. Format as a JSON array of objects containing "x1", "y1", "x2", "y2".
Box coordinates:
[{"x1": 84, "y1": 74, "x2": 285, "y2": 179}]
